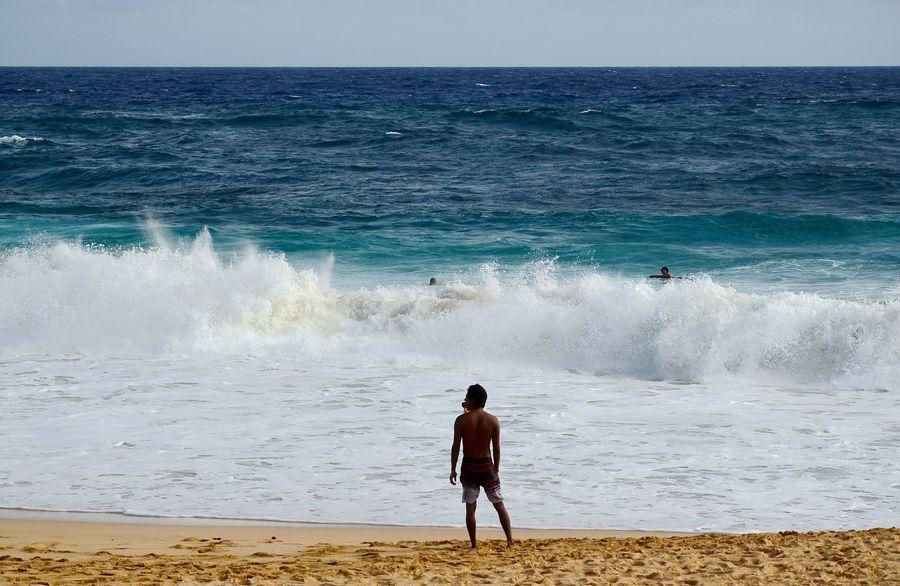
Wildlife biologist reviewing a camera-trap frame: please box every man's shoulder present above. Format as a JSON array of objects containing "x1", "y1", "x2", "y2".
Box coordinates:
[{"x1": 484, "y1": 411, "x2": 500, "y2": 425}]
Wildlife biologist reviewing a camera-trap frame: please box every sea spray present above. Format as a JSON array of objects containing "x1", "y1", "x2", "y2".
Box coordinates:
[{"x1": 1, "y1": 231, "x2": 896, "y2": 390}]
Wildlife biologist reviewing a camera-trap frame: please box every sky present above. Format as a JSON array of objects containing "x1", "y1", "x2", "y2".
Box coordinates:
[{"x1": 2, "y1": 0, "x2": 899, "y2": 67}]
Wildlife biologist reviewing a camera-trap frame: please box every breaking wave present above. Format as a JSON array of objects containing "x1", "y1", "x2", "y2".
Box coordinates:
[
  {"x1": 0, "y1": 135, "x2": 46, "y2": 145},
  {"x1": 1, "y1": 229, "x2": 897, "y2": 390}
]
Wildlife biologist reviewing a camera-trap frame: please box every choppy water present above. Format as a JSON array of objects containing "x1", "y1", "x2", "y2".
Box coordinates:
[{"x1": 1, "y1": 68, "x2": 898, "y2": 531}]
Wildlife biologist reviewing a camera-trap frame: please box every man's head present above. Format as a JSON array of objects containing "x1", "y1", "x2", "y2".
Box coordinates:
[
  {"x1": 429, "y1": 277, "x2": 438, "y2": 286},
  {"x1": 661, "y1": 266, "x2": 670, "y2": 276},
  {"x1": 463, "y1": 384, "x2": 487, "y2": 410}
]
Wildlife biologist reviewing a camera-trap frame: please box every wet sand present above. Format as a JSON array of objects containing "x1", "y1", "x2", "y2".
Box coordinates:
[{"x1": 0, "y1": 517, "x2": 896, "y2": 584}]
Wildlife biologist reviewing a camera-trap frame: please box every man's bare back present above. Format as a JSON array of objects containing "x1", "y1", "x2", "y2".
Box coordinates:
[
  {"x1": 449, "y1": 384, "x2": 512, "y2": 548},
  {"x1": 458, "y1": 409, "x2": 499, "y2": 460}
]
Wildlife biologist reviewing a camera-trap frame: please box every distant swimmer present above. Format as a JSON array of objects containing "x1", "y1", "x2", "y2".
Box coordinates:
[
  {"x1": 429, "y1": 277, "x2": 438, "y2": 286},
  {"x1": 649, "y1": 266, "x2": 681, "y2": 280},
  {"x1": 450, "y1": 384, "x2": 513, "y2": 549}
]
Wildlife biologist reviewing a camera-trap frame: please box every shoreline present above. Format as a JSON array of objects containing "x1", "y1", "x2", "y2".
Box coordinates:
[
  {"x1": 0, "y1": 515, "x2": 685, "y2": 552},
  {"x1": 0, "y1": 506, "x2": 688, "y2": 535}
]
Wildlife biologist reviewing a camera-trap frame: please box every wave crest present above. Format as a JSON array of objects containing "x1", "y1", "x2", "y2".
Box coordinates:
[
  {"x1": 1, "y1": 231, "x2": 897, "y2": 390},
  {"x1": 0, "y1": 135, "x2": 46, "y2": 145}
]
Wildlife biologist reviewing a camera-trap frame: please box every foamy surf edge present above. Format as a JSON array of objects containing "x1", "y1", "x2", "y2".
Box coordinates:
[{"x1": 0, "y1": 507, "x2": 697, "y2": 533}]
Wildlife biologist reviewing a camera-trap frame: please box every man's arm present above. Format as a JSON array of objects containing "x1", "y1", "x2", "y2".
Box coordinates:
[
  {"x1": 450, "y1": 416, "x2": 462, "y2": 485},
  {"x1": 492, "y1": 419, "x2": 501, "y2": 474}
]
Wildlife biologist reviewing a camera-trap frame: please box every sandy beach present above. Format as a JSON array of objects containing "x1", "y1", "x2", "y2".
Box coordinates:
[{"x1": 1, "y1": 515, "x2": 896, "y2": 584}]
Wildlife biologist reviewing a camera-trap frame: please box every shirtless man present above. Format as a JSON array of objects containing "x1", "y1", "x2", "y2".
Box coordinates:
[{"x1": 450, "y1": 384, "x2": 513, "y2": 548}]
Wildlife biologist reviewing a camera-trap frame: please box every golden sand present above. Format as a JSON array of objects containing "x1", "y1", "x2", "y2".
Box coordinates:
[{"x1": 0, "y1": 519, "x2": 897, "y2": 584}]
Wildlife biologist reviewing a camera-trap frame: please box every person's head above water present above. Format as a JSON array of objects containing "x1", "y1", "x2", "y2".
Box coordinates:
[
  {"x1": 649, "y1": 266, "x2": 680, "y2": 280},
  {"x1": 463, "y1": 384, "x2": 487, "y2": 410},
  {"x1": 429, "y1": 277, "x2": 438, "y2": 286}
]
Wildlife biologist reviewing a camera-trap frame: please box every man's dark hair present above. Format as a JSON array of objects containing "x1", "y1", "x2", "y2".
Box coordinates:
[
  {"x1": 466, "y1": 384, "x2": 487, "y2": 408},
  {"x1": 661, "y1": 266, "x2": 669, "y2": 273}
]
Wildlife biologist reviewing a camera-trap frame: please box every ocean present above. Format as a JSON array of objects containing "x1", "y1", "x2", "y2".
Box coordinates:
[{"x1": 1, "y1": 67, "x2": 898, "y2": 532}]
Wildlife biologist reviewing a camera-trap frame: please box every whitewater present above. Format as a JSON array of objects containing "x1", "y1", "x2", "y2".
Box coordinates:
[{"x1": 2, "y1": 229, "x2": 898, "y2": 532}]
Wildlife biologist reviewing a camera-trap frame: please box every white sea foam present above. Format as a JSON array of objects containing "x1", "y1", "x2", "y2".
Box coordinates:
[
  {"x1": 1, "y1": 231, "x2": 897, "y2": 390},
  {"x1": 384, "y1": 131, "x2": 403, "y2": 137},
  {"x1": 0, "y1": 135, "x2": 45, "y2": 145},
  {"x1": 1, "y1": 230, "x2": 897, "y2": 531}
]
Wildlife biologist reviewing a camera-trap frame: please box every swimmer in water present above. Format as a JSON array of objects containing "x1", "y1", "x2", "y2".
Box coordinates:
[
  {"x1": 429, "y1": 277, "x2": 438, "y2": 286},
  {"x1": 649, "y1": 266, "x2": 681, "y2": 280}
]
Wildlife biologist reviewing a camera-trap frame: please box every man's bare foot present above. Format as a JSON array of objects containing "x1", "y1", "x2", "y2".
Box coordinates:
[{"x1": 506, "y1": 540, "x2": 514, "y2": 547}]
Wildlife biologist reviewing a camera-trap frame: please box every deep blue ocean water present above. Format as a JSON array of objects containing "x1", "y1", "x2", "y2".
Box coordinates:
[{"x1": 2, "y1": 67, "x2": 899, "y2": 294}]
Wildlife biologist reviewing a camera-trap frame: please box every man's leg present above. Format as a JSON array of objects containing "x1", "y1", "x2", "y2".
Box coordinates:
[
  {"x1": 492, "y1": 501, "x2": 513, "y2": 546},
  {"x1": 465, "y1": 501, "x2": 477, "y2": 548}
]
